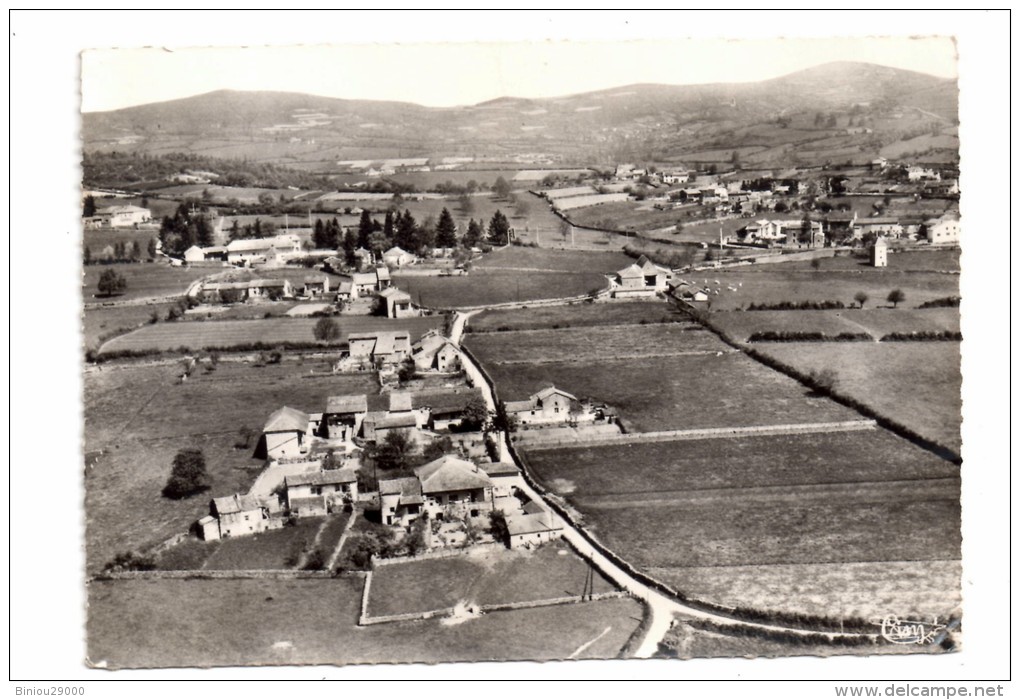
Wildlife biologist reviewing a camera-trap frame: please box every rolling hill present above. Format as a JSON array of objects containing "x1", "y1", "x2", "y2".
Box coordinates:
[{"x1": 82, "y1": 61, "x2": 959, "y2": 170}]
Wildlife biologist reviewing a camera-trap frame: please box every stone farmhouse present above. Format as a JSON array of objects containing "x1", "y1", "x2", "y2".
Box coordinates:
[
  {"x1": 610, "y1": 258, "x2": 670, "y2": 298},
  {"x1": 226, "y1": 234, "x2": 303, "y2": 265},
  {"x1": 412, "y1": 330, "x2": 461, "y2": 373},
  {"x1": 198, "y1": 278, "x2": 295, "y2": 304},
  {"x1": 379, "y1": 455, "x2": 495, "y2": 527},
  {"x1": 378, "y1": 287, "x2": 416, "y2": 318},
  {"x1": 284, "y1": 468, "x2": 358, "y2": 518},
  {"x1": 262, "y1": 406, "x2": 316, "y2": 459},
  {"x1": 382, "y1": 246, "x2": 416, "y2": 267},
  {"x1": 506, "y1": 510, "x2": 565, "y2": 549},
  {"x1": 88, "y1": 204, "x2": 152, "y2": 228},
  {"x1": 505, "y1": 386, "x2": 581, "y2": 427},
  {"x1": 925, "y1": 212, "x2": 961, "y2": 244},
  {"x1": 336, "y1": 330, "x2": 412, "y2": 371},
  {"x1": 199, "y1": 494, "x2": 278, "y2": 541}
]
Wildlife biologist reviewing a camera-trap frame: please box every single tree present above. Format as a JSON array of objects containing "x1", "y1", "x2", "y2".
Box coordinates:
[
  {"x1": 147, "y1": 238, "x2": 157, "y2": 260},
  {"x1": 493, "y1": 175, "x2": 512, "y2": 200},
  {"x1": 559, "y1": 218, "x2": 572, "y2": 242},
  {"x1": 422, "y1": 436, "x2": 455, "y2": 463},
  {"x1": 488, "y1": 210, "x2": 511, "y2": 245},
  {"x1": 313, "y1": 317, "x2": 340, "y2": 341},
  {"x1": 82, "y1": 195, "x2": 97, "y2": 218},
  {"x1": 357, "y1": 209, "x2": 374, "y2": 249},
  {"x1": 97, "y1": 269, "x2": 127, "y2": 297},
  {"x1": 463, "y1": 219, "x2": 483, "y2": 249},
  {"x1": 368, "y1": 429, "x2": 416, "y2": 473},
  {"x1": 397, "y1": 356, "x2": 418, "y2": 384},
  {"x1": 435, "y1": 207, "x2": 458, "y2": 248},
  {"x1": 130, "y1": 240, "x2": 142, "y2": 261},
  {"x1": 83, "y1": 245, "x2": 92, "y2": 265},
  {"x1": 491, "y1": 400, "x2": 519, "y2": 434},
  {"x1": 854, "y1": 291, "x2": 869, "y2": 309},
  {"x1": 162, "y1": 448, "x2": 210, "y2": 499},
  {"x1": 887, "y1": 289, "x2": 906, "y2": 309},
  {"x1": 460, "y1": 397, "x2": 490, "y2": 432},
  {"x1": 488, "y1": 510, "x2": 510, "y2": 546}
]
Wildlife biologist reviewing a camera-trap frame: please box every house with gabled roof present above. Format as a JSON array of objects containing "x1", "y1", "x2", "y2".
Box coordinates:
[
  {"x1": 284, "y1": 468, "x2": 359, "y2": 517},
  {"x1": 301, "y1": 276, "x2": 331, "y2": 298},
  {"x1": 505, "y1": 509, "x2": 565, "y2": 549},
  {"x1": 204, "y1": 493, "x2": 271, "y2": 540},
  {"x1": 383, "y1": 246, "x2": 415, "y2": 267},
  {"x1": 413, "y1": 387, "x2": 485, "y2": 432},
  {"x1": 378, "y1": 454, "x2": 495, "y2": 527},
  {"x1": 340, "y1": 330, "x2": 412, "y2": 371},
  {"x1": 505, "y1": 386, "x2": 579, "y2": 428},
  {"x1": 611, "y1": 258, "x2": 668, "y2": 298},
  {"x1": 378, "y1": 286, "x2": 415, "y2": 318},
  {"x1": 262, "y1": 406, "x2": 312, "y2": 458},
  {"x1": 321, "y1": 394, "x2": 369, "y2": 440},
  {"x1": 411, "y1": 330, "x2": 461, "y2": 372}
]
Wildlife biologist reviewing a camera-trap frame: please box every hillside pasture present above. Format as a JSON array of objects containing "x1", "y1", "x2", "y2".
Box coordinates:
[
  {"x1": 87, "y1": 577, "x2": 643, "y2": 667},
  {"x1": 468, "y1": 300, "x2": 684, "y2": 333},
  {"x1": 393, "y1": 270, "x2": 609, "y2": 310},
  {"x1": 473, "y1": 348, "x2": 859, "y2": 433},
  {"x1": 83, "y1": 262, "x2": 212, "y2": 302},
  {"x1": 83, "y1": 302, "x2": 182, "y2": 352},
  {"x1": 98, "y1": 315, "x2": 443, "y2": 355},
  {"x1": 756, "y1": 342, "x2": 962, "y2": 452},
  {"x1": 709, "y1": 307, "x2": 960, "y2": 342},
  {"x1": 367, "y1": 543, "x2": 617, "y2": 618}
]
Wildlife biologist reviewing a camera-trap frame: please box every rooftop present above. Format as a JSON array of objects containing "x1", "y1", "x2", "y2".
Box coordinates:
[
  {"x1": 263, "y1": 406, "x2": 310, "y2": 434},
  {"x1": 285, "y1": 468, "x2": 357, "y2": 488},
  {"x1": 326, "y1": 394, "x2": 368, "y2": 415},
  {"x1": 415, "y1": 454, "x2": 492, "y2": 495}
]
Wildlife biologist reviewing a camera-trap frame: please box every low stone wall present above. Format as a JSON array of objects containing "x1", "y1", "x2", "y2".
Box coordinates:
[
  {"x1": 521, "y1": 420, "x2": 876, "y2": 450},
  {"x1": 371, "y1": 542, "x2": 503, "y2": 568},
  {"x1": 96, "y1": 569, "x2": 367, "y2": 581},
  {"x1": 359, "y1": 589, "x2": 628, "y2": 626}
]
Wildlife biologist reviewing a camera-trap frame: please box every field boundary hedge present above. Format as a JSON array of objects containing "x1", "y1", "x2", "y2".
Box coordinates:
[
  {"x1": 748, "y1": 331, "x2": 872, "y2": 343},
  {"x1": 672, "y1": 297, "x2": 962, "y2": 464},
  {"x1": 880, "y1": 331, "x2": 963, "y2": 342},
  {"x1": 94, "y1": 568, "x2": 365, "y2": 581}
]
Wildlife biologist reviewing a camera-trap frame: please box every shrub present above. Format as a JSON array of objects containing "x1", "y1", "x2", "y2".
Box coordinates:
[
  {"x1": 881, "y1": 330, "x2": 963, "y2": 342},
  {"x1": 302, "y1": 547, "x2": 327, "y2": 571},
  {"x1": 313, "y1": 317, "x2": 340, "y2": 341},
  {"x1": 746, "y1": 300, "x2": 846, "y2": 311},
  {"x1": 162, "y1": 448, "x2": 210, "y2": 499},
  {"x1": 918, "y1": 296, "x2": 961, "y2": 309},
  {"x1": 747, "y1": 331, "x2": 869, "y2": 342},
  {"x1": 103, "y1": 550, "x2": 157, "y2": 574}
]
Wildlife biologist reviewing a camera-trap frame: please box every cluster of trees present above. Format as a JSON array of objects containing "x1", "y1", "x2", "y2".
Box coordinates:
[
  {"x1": 159, "y1": 201, "x2": 214, "y2": 255},
  {"x1": 96, "y1": 268, "x2": 128, "y2": 296},
  {"x1": 84, "y1": 239, "x2": 155, "y2": 265},
  {"x1": 351, "y1": 206, "x2": 510, "y2": 258},
  {"x1": 225, "y1": 217, "x2": 277, "y2": 242},
  {"x1": 83, "y1": 151, "x2": 335, "y2": 191},
  {"x1": 741, "y1": 178, "x2": 800, "y2": 194}
]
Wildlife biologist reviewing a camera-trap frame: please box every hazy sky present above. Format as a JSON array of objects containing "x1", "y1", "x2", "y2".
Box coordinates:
[{"x1": 81, "y1": 35, "x2": 957, "y2": 113}]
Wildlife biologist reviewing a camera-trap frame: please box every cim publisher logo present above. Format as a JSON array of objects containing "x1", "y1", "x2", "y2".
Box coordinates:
[{"x1": 879, "y1": 615, "x2": 954, "y2": 645}]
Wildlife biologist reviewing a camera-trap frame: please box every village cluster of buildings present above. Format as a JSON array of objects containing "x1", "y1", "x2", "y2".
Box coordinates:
[{"x1": 735, "y1": 210, "x2": 961, "y2": 247}]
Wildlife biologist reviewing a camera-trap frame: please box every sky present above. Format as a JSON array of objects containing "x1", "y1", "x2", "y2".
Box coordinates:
[{"x1": 81, "y1": 33, "x2": 958, "y2": 113}]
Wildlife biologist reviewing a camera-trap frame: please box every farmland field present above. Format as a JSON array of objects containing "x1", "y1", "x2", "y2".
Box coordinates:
[
  {"x1": 521, "y1": 429, "x2": 958, "y2": 497},
  {"x1": 472, "y1": 346, "x2": 859, "y2": 433},
  {"x1": 466, "y1": 325, "x2": 726, "y2": 364},
  {"x1": 684, "y1": 268, "x2": 959, "y2": 311},
  {"x1": 472, "y1": 245, "x2": 632, "y2": 273},
  {"x1": 709, "y1": 307, "x2": 960, "y2": 342},
  {"x1": 564, "y1": 199, "x2": 724, "y2": 234},
  {"x1": 98, "y1": 315, "x2": 443, "y2": 355},
  {"x1": 83, "y1": 262, "x2": 212, "y2": 302},
  {"x1": 756, "y1": 342, "x2": 962, "y2": 451},
  {"x1": 201, "y1": 517, "x2": 328, "y2": 571},
  {"x1": 367, "y1": 543, "x2": 617, "y2": 617},
  {"x1": 83, "y1": 302, "x2": 182, "y2": 351},
  {"x1": 84, "y1": 361, "x2": 379, "y2": 572},
  {"x1": 87, "y1": 577, "x2": 643, "y2": 667},
  {"x1": 393, "y1": 270, "x2": 609, "y2": 310},
  {"x1": 520, "y1": 431, "x2": 959, "y2": 619},
  {"x1": 774, "y1": 249, "x2": 960, "y2": 272},
  {"x1": 469, "y1": 300, "x2": 685, "y2": 332},
  {"x1": 83, "y1": 230, "x2": 162, "y2": 259}
]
